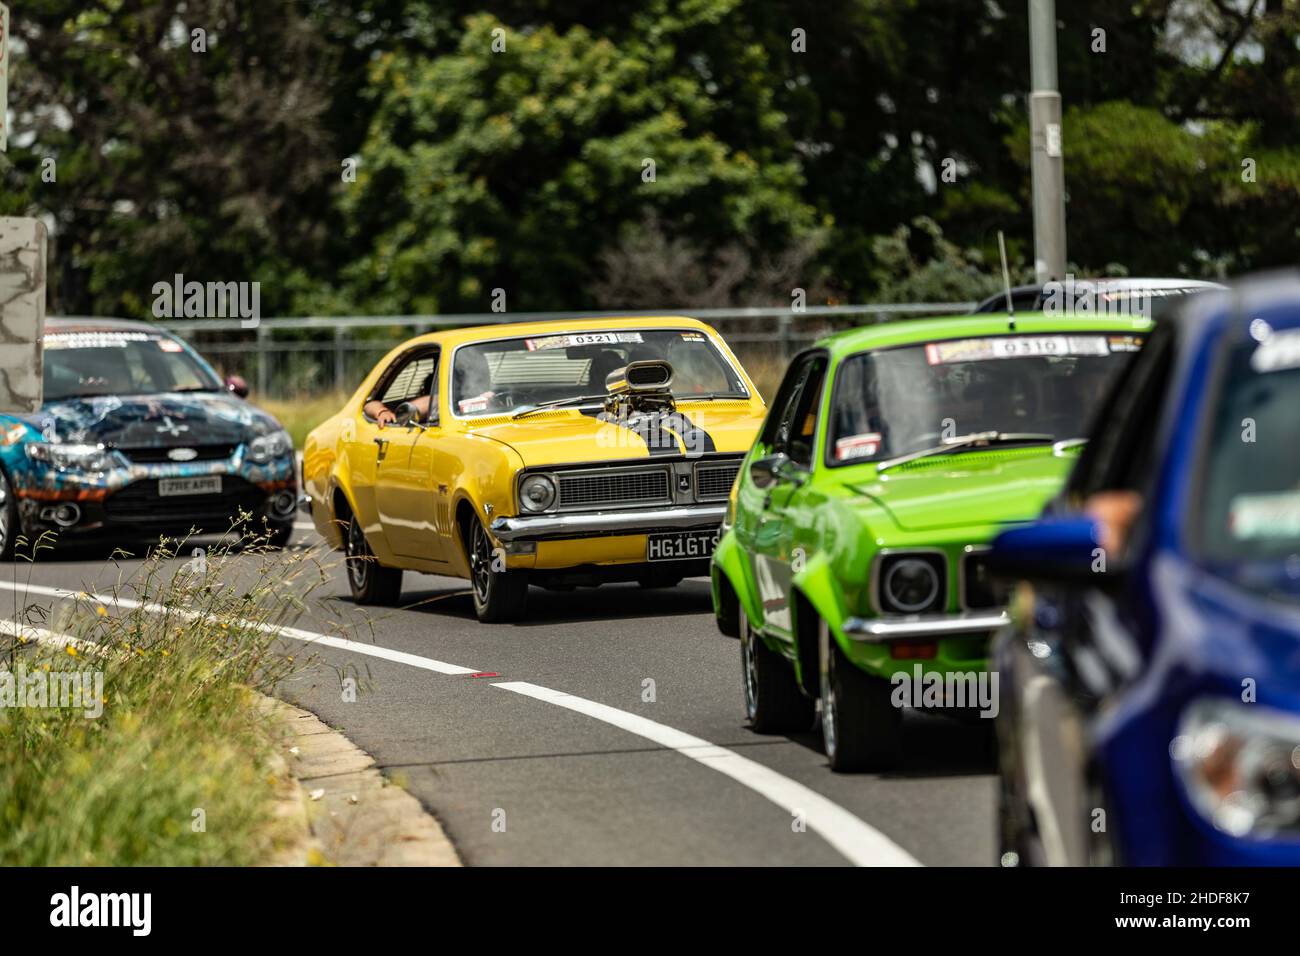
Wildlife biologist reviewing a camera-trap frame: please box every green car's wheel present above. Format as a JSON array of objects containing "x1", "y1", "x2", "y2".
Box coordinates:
[
  {"x1": 819, "y1": 618, "x2": 902, "y2": 772},
  {"x1": 345, "y1": 512, "x2": 403, "y2": 606},
  {"x1": 468, "y1": 518, "x2": 528, "y2": 623},
  {"x1": 740, "y1": 606, "x2": 814, "y2": 733}
]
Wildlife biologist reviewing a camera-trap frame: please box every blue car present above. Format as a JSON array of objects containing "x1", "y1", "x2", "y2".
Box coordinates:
[
  {"x1": 0, "y1": 318, "x2": 298, "y2": 557},
  {"x1": 988, "y1": 273, "x2": 1300, "y2": 866}
]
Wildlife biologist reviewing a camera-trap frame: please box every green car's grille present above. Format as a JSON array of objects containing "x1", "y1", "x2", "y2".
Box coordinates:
[{"x1": 962, "y1": 551, "x2": 1013, "y2": 610}]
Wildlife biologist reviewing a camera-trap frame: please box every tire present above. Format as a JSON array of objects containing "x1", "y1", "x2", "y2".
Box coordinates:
[
  {"x1": 740, "y1": 606, "x2": 814, "y2": 733},
  {"x1": 266, "y1": 521, "x2": 293, "y2": 550},
  {"x1": 819, "y1": 618, "x2": 902, "y2": 772},
  {"x1": 0, "y1": 470, "x2": 17, "y2": 561},
  {"x1": 467, "y1": 517, "x2": 528, "y2": 623},
  {"x1": 345, "y1": 512, "x2": 402, "y2": 605}
]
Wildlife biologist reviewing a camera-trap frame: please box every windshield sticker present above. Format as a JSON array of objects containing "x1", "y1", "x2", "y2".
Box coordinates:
[
  {"x1": 679, "y1": 332, "x2": 706, "y2": 342},
  {"x1": 925, "y1": 335, "x2": 1110, "y2": 365},
  {"x1": 44, "y1": 331, "x2": 153, "y2": 350},
  {"x1": 1106, "y1": 335, "x2": 1145, "y2": 352},
  {"x1": 1251, "y1": 329, "x2": 1300, "y2": 373},
  {"x1": 835, "y1": 433, "x2": 882, "y2": 461},
  {"x1": 157, "y1": 338, "x2": 184, "y2": 353},
  {"x1": 1228, "y1": 492, "x2": 1300, "y2": 539},
  {"x1": 457, "y1": 392, "x2": 494, "y2": 414},
  {"x1": 524, "y1": 332, "x2": 645, "y2": 351}
]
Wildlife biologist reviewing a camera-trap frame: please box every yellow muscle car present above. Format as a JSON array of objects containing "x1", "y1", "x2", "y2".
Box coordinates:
[{"x1": 302, "y1": 316, "x2": 766, "y2": 622}]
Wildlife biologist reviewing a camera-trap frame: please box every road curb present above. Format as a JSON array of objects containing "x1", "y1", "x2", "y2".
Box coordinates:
[{"x1": 262, "y1": 696, "x2": 462, "y2": 867}]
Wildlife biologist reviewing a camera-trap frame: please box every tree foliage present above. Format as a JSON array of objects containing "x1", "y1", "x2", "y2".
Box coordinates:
[{"x1": 3, "y1": 1, "x2": 1299, "y2": 316}]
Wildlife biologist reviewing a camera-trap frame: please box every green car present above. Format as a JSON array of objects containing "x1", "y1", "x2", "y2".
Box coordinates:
[{"x1": 710, "y1": 313, "x2": 1151, "y2": 771}]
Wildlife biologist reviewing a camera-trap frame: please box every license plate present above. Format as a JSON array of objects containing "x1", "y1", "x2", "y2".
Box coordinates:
[
  {"x1": 646, "y1": 529, "x2": 719, "y2": 561},
  {"x1": 158, "y1": 476, "x2": 221, "y2": 497}
]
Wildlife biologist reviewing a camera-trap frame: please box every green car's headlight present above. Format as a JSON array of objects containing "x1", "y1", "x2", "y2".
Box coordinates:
[
  {"x1": 25, "y1": 442, "x2": 115, "y2": 473},
  {"x1": 519, "y1": 474, "x2": 557, "y2": 513},
  {"x1": 880, "y1": 555, "x2": 943, "y2": 614},
  {"x1": 247, "y1": 430, "x2": 293, "y2": 464},
  {"x1": 1172, "y1": 699, "x2": 1300, "y2": 838}
]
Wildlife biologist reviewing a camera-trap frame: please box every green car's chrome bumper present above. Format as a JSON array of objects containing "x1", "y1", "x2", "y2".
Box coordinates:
[{"x1": 842, "y1": 610, "x2": 1009, "y2": 642}]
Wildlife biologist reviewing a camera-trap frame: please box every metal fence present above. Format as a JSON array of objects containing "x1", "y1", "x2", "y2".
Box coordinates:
[{"x1": 60, "y1": 302, "x2": 976, "y2": 400}]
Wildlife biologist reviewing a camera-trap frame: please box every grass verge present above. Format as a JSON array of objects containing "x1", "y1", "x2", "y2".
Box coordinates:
[
  {"x1": 0, "y1": 533, "x2": 335, "y2": 865},
  {"x1": 256, "y1": 392, "x2": 348, "y2": 450}
]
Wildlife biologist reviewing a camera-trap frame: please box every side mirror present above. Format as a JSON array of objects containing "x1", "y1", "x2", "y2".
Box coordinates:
[
  {"x1": 986, "y1": 517, "x2": 1111, "y2": 585},
  {"x1": 393, "y1": 401, "x2": 423, "y2": 428},
  {"x1": 225, "y1": 374, "x2": 250, "y2": 399},
  {"x1": 750, "y1": 453, "x2": 791, "y2": 490}
]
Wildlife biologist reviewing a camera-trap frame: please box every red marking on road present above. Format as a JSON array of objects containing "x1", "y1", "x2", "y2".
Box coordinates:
[{"x1": 469, "y1": 672, "x2": 499, "y2": 678}]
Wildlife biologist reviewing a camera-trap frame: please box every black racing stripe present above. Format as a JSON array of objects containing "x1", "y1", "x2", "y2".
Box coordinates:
[
  {"x1": 579, "y1": 405, "x2": 718, "y2": 456},
  {"x1": 579, "y1": 405, "x2": 677, "y2": 456},
  {"x1": 618, "y1": 411, "x2": 680, "y2": 456},
  {"x1": 659, "y1": 411, "x2": 717, "y2": 454}
]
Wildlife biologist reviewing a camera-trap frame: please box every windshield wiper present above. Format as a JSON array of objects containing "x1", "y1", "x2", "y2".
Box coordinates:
[
  {"x1": 876, "y1": 431, "x2": 1055, "y2": 473},
  {"x1": 510, "y1": 394, "x2": 609, "y2": 420}
]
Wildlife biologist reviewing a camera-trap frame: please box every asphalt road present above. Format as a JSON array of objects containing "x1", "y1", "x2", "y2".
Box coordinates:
[{"x1": 10, "y1": 522, "x2": 997, "y2": 867}]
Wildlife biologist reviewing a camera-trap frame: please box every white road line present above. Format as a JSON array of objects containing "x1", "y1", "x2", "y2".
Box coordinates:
[
  {"x1": 0, "y1": 618, "x2": 96, "y2": 652},
  {"x1": 494, "y1": 680, "x2": 920, "y2": 867},
  {"x1": 0, "y1": 580, "x2": 480, "y2": 676},
  {"x1": 0, "y1": 579, "x2": 922, "y2": 867}
]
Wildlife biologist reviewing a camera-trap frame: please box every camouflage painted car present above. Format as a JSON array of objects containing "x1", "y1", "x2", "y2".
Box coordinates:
[
  {"x1": 0, "y1": 318, "x2": 298, "y2": 557},
  {"x1": 711, "y1": 313, "x2": 1151, "y2": 771}
]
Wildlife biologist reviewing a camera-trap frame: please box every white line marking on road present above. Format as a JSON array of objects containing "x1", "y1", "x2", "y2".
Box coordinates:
[
  {"x1": 0, "y1": 581, "x2": 480, "y2": 676},
  {"x1": 493, "y1": 681, "x2": 921, "y2": 867},
  {"x1": 1, "y1": 580, "x2": 923, "y2": 866}
]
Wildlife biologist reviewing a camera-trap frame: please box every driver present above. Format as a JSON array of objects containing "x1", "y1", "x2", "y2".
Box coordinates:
[{"x1": 364, "y1": 369, "x2": 434, "y2": 428}]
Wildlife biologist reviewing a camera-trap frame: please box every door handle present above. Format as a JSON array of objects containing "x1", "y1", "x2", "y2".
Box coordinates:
[{"x1": 373, "y1": 436, "x2": 388, "y2": 446}]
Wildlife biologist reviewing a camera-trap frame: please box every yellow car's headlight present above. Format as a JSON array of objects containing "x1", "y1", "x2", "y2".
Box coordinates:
[{"x1": 519, "y1": 474, "x2": 557, "y2": 513}]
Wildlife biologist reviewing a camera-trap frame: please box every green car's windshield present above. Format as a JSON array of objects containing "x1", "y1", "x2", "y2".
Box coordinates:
[
  {"x1": 1198, "y1": 332, "x2": 1300, "y2": 579},
  {"x1": 828, "y1": 332, "x2": 1143, "y2": 465},
  {"x1": 451, "y1": 328, "x2": 747, "y2": 417}
]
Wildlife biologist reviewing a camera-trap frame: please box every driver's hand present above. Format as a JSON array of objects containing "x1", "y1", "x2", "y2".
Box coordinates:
[{"x1": 375, "y1": 407, "x2": 396, "y2": 427}]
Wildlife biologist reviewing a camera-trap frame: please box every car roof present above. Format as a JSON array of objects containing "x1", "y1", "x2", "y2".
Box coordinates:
[
  {"x1": 45, "y1": 316, "x2": 175, "y2": 335},
  {"x1": 812, "y1": 312, "x2": 1153, "y2": 356},
  {"x1": 973, "y1": 278, "x2": 1226, "y2": 313},
  {"x1": 1175, "y1": 270, "x2": 1300, "y2": 348},
  {"x1": 395, "y1": 315, "x2": 717, "y2": 349}
]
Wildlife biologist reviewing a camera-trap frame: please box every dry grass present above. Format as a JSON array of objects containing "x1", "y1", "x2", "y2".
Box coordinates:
[{"x1": 0, "y1": 531, "x2": 338, "y2": 865}]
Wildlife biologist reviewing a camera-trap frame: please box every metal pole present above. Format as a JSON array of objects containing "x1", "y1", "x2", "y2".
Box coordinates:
[
  {"x1": 334, "y1": 325, "x2": 346, "y2": 395},
  {"x1": 256, "y1": 325, "x2": 269, "y2": 397},
  {"x1": 1028, "y1": 0, "x2": 1066, "y2": 284}
]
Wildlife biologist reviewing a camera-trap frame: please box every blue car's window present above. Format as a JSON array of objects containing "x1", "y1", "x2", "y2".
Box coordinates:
[
  {"x1": 43, "y1": 330, "x2": 221, "y2": 401},
  {"x1": 827, "y1": 333, "x2": 1141, "y2": 466},
  {"x1": 1200, "y1": 333, "x2": 1300, "y2": 563}
]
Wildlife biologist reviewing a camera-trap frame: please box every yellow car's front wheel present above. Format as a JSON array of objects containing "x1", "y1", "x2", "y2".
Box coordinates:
[
  {"x1": 345, "y1": 512, "x2": 403, "y2": 606},
  {"x1": 468, "y1": 518, "x2": 528, "y2": 623}
]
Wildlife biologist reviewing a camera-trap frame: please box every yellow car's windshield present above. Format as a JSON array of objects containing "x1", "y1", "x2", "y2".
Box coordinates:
[{"x1": 450, "y1": 328, "x2": 748, "y2": 417}]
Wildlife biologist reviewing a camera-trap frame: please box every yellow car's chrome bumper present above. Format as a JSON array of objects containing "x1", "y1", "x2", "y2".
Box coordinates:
[{"x1": 490, "y1": 504, "x2": 727, "y2": 542}]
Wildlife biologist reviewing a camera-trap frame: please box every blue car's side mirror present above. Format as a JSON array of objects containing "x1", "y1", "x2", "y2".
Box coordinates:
[{"x1": 986, "y1": 517, "x2": 1110, "y2": 584}]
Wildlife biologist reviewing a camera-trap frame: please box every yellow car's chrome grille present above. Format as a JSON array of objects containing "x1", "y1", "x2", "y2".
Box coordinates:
[
  {"x1": 694, "y1": 461, "x2": 742, "y2": 500},
  {"x1": 557, "y1": 469, "x2": 671, "y2": 509}
]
